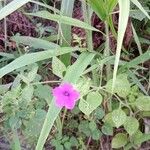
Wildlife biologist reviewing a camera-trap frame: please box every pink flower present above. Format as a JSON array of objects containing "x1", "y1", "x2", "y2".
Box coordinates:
[{"x1": 52, "y1": 83, "x2": 80, "y2": 109}]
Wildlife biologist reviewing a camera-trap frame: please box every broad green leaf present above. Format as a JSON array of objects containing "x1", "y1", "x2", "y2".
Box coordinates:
[
  {"x1": 52, "y1": 57, "x2": 66, "y2": 78},
  {"x1": 27, "y1": 11, "x2": 99, "y2": 32},
  {"x1": 112, "y1": 133, "x2": 128, "y2": 148},
  {"x1": 112, "y1": 109, "x2": 127, "y2": 128},
  {"x1": 134, "y1": 96, "x2": 150, "y2": 111},
  {"x1": 89, "y1": 121, "x2": 97, "y2": 132},
  {"x1": 24, "y1": 109, "x2": 46, "y2": 138},
  {"x1": 101, "y1": 123, "x2": 113, "y2": 135},
  {"x1": 112, "y1": 0, "x2": 130, "y2": 92},
  {"x1": 76, "y1": 77, "x2": 91, "y2": 96},
  {"x1": 36, "y1": 52, "x2": 95, "y2": 150},
  {"x1": 12, "y1": 36, "x2": 59, "y2": 49},
  {"x1": 124, "y1": 117, "x2": 139, "y2": 135},
  {"x1": 106, "y1": 74, "x2": 131, "y2": 98},
  {"x1": 34, "y1": 84, "x2": 52, "y2": 105},
  {"x1": 87, "y1": 0, "x2": 107, "y2": 21},
  {"x1": 0, "y1": 47, "x2": 76, "y2": 78},
  {"x1": 21, "y1": 85, "x2": 34, "y2": 103},
  {"x1": 79, "y1": 92, "x2": 103, "y2": 116},
  {"x1": 131, "y1": 0, "x2": 150, "y2": 20},
  {"x1": 86, "y1": 91, "x2": 103, "y2": 109},
  {"x1": 134, "y1": 134, "x2": 150, "y2": 145},
  {"x1": 103, "y1": 113, "x2": 116, "y2": 127},
  {"x1": 0, "y1": 0, "x2": 31, "y2": 20}
]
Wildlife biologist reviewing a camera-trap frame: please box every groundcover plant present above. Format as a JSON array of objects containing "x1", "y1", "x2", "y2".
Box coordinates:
[{"x1": 0, "y1": 0, "x2": 150, "y2": 149}]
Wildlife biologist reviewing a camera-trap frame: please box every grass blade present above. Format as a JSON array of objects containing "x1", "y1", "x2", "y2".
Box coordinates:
[
  {"x1": 112, "y1": 0, "x2": 130, "y2": 91},
  {"x1": 12, "y1": 36, "x2": 59, "y2": 49},
  {"x1": 35, "y1": 52, "x2": 95, "y2": 150},
  {"x1": 26, "y1": 11, "x2": 99, "y2": 32},
  {"x1": 0, "y1": 0, "x2": 31, "y2": 20},
  {"x1": 0, "y1": 47, "x2": 76, "y2": 78},
  {"x1": 131, "y1": 0, "x2": 150, "y2": 20}
]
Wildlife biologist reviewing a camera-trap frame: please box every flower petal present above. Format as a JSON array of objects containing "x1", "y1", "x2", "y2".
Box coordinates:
[{"x1": 64, "y1": 98, "x2": 76, "y2": 109}]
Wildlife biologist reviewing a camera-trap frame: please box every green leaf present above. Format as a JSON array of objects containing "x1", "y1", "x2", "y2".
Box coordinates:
[
  {"x1": 0, "y1": 47, "x2": 76, "y2": 78},
  {"x1": 36, "y1": 52, "x2": 95, "y2": 150},
  {"x1": 131, "y1": 0, "x2": 150, "y2": 20},
  {"x1": 120, "y1": 50, "x2": 150, "y2": 71},
  {"x1": 76, "y1": 77, "x2": 91, "y2": 96},
  {"x1": 112, "y1": 133, "x2": 128, "y2": 148},
  {"x1": 103, "y1": 113, "x2": 116, "y2": 127},
  {"x1": 106, "y1": 74, "x2": 131, "y2": 98},
  {"x1": 112, "y1": 109, "x2": 127, "y2": 128},
  {"x1": 134, "y1": 96, "x2": 150, "y2": 111},
  {"x1": 64, "y1": 52, "x2": 95, "y2": 83},
  {"x1": 134, "y1": 134, "x2": 150, "y2": 145},
  {"x1": 34, "y1": 85, "x2": 52, "y2": 105},
  {"x1": 52, "y1": 57, "x2": 66, "y2": 78},
  {"x1": 79, "y1": 91, "x2": 103, "y2": 116},
  {"x1": 12, "y1": 36, "x2": 59, "y2": 49},
  {"x1": 112, "y1": 0, "x2": 130, "y2": 92},
  {"x1": 0, "y1": 0, "x2": 30, "y2": 20},
  {"x1": 27, "y1": 64, "x2": 38, "y2": 82},
  {"x1": 87, "y1": 0, "x2": 107, "y2": 21},
  {"x1": 101, "y1": 123, "x2": 113, "y2": 135},
  {"x1": 124, "y1": 117, "x2": 139, "y2": 135},
  {"x1": 130, "y1": 10, "x2": 147, "y2": 21},
  {"x1": 21, "y1": 85, "x2": 34, "y2": 103},
  {"x1": 24, "y1": 109, "x2": 46, "y2": 138},
  {"x1": 89, "y1": 121, "x2": 97, "y2": 132},
  {"x1": 27, "y1": 11, "x2": 99, "y2": 32},
  {"x1": 94, "y1": 107, "x2": 105, "y2": 120},
  {"x1": 107, "y1": 0, "x2": 118, "y2": 13}
]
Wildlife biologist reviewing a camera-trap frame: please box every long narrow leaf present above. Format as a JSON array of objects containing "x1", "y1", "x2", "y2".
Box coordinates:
[
  {"x1": 0, "y1": 0, "x2": 31, "y2": 20},
  {"x1": 131, "y1": 0, "x2": 150, "y2": 20},
  {"x1": 0, "y1": 47, "x2": 76, "y2": 78},
  {"x1": 35, "y1": 52, "x2": 95, "y2": 150},
  {"x1": 12, "y1": 36, "x2": 59, "y2": 49},
  {"x1": 26, "y1": 11, "x2": 99, "y2": 32},
  {"x1": 112, "y1": 0, "x2": 130, "y2": 91}
]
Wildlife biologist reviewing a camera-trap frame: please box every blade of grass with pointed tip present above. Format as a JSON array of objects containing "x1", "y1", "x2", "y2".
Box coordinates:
[
  {"x1": 112, "y1": 0, "x2": 130, "y2": 92},
  {"x1": 11, "y1": 36, "x2": 59, "y2": 49},
  {"x1": 131, "y1": 0, "x2": 150, "y2": 20},
  {"x1": 60, "y1": 0, "x2": 75, "y2": 66},
  {"x1": 26, "y1": 11, "x2": 99, "y2": 32},
  {"x1": 131, "y1": 24, "x2": 142, "y2": 55},
  {"x1": 0, "y1": 0, "x2": 31, "y2": 20},
  {"x1": 35, "y1": 52, "x2": 95, "y2": 150},
  {"x1": 0, "y1": 47, "x2": 76, "y2": 78}
]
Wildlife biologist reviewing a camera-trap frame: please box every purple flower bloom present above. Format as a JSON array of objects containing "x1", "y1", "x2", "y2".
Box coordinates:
[{"x1": 52, "y1": 83, "x2": 80, "y2": 109}]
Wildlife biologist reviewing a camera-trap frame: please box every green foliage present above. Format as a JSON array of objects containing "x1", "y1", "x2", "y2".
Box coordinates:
[
  {"x1": 106, "y1": 74, "x2": 131, "y2": 98},
  {"x1": 0, "y1": 0, "x2": 150, "y2": 149},
  {"x1": 112, "y1": 109, "x2": 127, "y2": 128},
  {"x1": 124, "y1": 117, "x2": 139, "y2": 135},
  {"x1": 134, "y1": 96, "x2": 150, "y2": 111},
  {"x1": 79, "y1": 91, "x2": 103, "y2": 116},
  {"x1": 112, "y1": 133, "x2": 128, "y2": 148}
]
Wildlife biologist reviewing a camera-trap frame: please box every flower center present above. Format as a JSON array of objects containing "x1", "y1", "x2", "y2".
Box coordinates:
[{"x1": 63, "y1": 91, "x2": 70, "y2": 96}]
